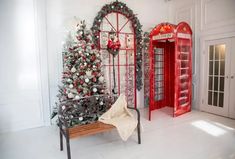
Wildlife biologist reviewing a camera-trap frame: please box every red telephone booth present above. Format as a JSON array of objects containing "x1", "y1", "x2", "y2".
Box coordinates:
[{"x1": 149, "y1": 22, "x2": 192, "y2": 120}]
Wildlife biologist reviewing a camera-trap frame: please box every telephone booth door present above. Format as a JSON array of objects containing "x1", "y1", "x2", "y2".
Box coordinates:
[
  {"x1": 174, "y1": 22, "x2": 192, "y2": 117},
  {"x1": 149, "y1": 22, "x2": 192, "y2": 120}
]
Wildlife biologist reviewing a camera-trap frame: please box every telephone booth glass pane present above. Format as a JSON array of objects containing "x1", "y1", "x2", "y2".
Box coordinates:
[{"x1": 154, "y1": 48, "x2": 164, "y2": 101}]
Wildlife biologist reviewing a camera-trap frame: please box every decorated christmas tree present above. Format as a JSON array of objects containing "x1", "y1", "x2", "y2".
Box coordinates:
[
  {"x1": 51, "y1": 21, "x2": 112, "y2": 126},
  {"x1": 58, "y1": 20, "x2": 105, "y2": 101}
]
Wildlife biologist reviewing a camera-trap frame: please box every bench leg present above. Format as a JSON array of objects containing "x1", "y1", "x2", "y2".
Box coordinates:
[
  {"x1": 60, "y1": 128, "x2": 63, "y2": 151},
  {"x1": 65, "y1": 133, "x2": 71, "y2": 159},
  {"x1": 137, "y1": 122, "x2": 141, "y2": 144}
]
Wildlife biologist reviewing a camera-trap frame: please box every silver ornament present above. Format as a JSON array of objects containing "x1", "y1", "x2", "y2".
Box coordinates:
[
  {"x1": 69, "y1": 84, "x2": 73, "y2": 88},
  {"x1": 79, "y1": 117, "x2": 83, "y2": 121},
  {"x1": 75, "y1": 95, "x2": 80, "y2": 100},
  {"x1": 93, "y1": 88, "x2": 97, "y2": 93},
  {"x1": 85, "y1": 78, "x2": 89, "y2": 83},
  {"x1": 71, "y1": 67, "x2": 76, "y2": 73}
]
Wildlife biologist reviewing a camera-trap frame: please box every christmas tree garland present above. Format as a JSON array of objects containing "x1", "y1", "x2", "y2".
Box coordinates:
[{"x1": 91, "y1": 1, "x2": 143, "y2": 90}]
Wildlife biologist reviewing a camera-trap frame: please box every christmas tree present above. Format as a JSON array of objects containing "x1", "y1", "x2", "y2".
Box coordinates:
[
  {"x1": 52, "y1": 21, "x2": 112, "y2": 126},
  {"x1": 59, "y1": 20, "x2": 105, "y2": 101}
]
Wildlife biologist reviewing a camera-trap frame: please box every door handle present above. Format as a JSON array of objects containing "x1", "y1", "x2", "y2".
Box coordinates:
[
  {"x1": 226, "y1": 76, "x2": 229, "y2": 79},
  {"x1": 231, "y1": 76, "x2": 234, "y2": 79}
]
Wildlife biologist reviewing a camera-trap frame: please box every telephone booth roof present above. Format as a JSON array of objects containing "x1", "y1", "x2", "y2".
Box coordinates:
[{"x1": 150, "y1": 22, "x2": 192, "y2": 41}]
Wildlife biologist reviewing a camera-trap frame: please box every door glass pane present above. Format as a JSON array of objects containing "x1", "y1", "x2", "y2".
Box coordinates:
[
  {"x1": 215, "y1": 61, "x2": 219, "y2": 75},
  {"x1": 209, "y1": 76, "x2": 213, "y2": 90},
  {"x1": 209, "y1": 61, "x2": 213, "y2": 75},
  {"x1": 214, "y1": 77, "x2": 218, "y2": 91},
  {"x1": 219, "y1": 77, "x2": 224, "y2": 91},
  {"x1": 215, "y1": 46, "x2": 220, "y2": 60},
  {"x1": 207, "y1": 44, "x2": 226, "y2": 108},
  {"x1": 209, "y1": 46, "x2": 214, "y2": 60},
  {"x1": 208, "y1": 91, "x2": 212, "y2": 105},
  {"x1": 220, "y1": 61, "x2": 225, "y2": 75},
  {"x1": 213, "y1": 92, "x2": 218, "y2": 106},
  {"x1": 219, "y1": 93, "x2": 224, "y2": 107}
]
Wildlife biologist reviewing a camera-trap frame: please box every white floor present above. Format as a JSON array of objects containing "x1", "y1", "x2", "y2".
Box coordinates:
[{"x1": 0, "y1": 107, "x2": 235, "y2": 159}]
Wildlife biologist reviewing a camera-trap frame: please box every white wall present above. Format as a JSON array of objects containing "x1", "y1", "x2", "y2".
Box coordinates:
[
  {"x1": 0, "y1": 0, "x2": 50, "y2": 132},
  {"x1": 46, "y1": 0, "x2": 170, "y2": 109},
  {"x1": 169, "y1": 0, "x2": 235, "y2": 109}
]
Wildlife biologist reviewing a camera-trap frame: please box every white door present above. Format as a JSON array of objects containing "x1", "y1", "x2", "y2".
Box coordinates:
[{"x1": 202, "y1": 38, "x2": 235, "y2": 118}]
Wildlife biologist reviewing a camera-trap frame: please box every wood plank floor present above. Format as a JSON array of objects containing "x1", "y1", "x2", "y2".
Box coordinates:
[{"x1": 0, "y1": 107, "x2": 235, "y2": 159}]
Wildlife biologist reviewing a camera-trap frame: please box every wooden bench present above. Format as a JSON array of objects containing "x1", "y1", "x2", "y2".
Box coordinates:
[{"x1": 58, "y1": 102, "x2": 141, "y2": 159}]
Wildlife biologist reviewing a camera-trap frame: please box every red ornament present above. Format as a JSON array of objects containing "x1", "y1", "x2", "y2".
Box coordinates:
[
  {"x1": 91, "y1": 55, "x2": 96, "y2": 61},
  {"x1": 92, "y1": 77, "x2": 97, "y2": 82},
  {"x1": 77, "y1": 88, "x2": 82, "y2": 93},
  {"x1": 92, "y1": 71, "x2": 98, "y2": 76},
  {"x1": 80, "y1": 80, "x2": 84, "y2": 85},
  {"x1": 80, "y1": 65, "x2": 84, "y2": 69}
]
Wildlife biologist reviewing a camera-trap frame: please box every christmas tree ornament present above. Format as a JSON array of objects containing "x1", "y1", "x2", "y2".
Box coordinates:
[
  {"x1": 93, "y1": 87, "x2": 97, "y2": 93},
  {"x1": 92, "y1": 77, "x2": 97, "y2": 82},
  {"x1": 71, "y1": 67, "x2": 76, "y2": 73},
  {"x1": 62, "y1": 105, "x2": 66, "y2": 110},
  {"x1": 68, "y1": 92, "x2": 74, "y2": 98},
  {"x1": 98, "y1": 76, "x2": 104, "y2": 83},
  {"x1": 100, "y1": 101, "x2": 104, "y2": 105},
  {"x1": 85, "y1": 78, "x2": 89, "y2": 83},
  {"x1": 75, "y1": 95, "x2": 80, "y2": 100},
  {"x1": 67, "y1": 79, "x2": 72, "y2": 83},
  {"x1": 69, "y1": 84, "x2": 74, "y2": 88},
  {"x1": 79, "y1": 117, "x2": 83, "y2": 121}
]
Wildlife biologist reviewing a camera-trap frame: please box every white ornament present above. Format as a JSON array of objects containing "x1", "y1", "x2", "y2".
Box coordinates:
[
  {"x1": 62, "y1": 105, "x2": 66, "y2": 110},
  {"x1": 79, "y1": 117, "x2": 83, "y2": 121},
  {"x1": 67, "y1": 79, "x2": 72, "y2": 83},
  {"x1": 93, "y1": 88, "x2": 97, "y2": 93},
  {"x1": 68, "y1": 93, "x2": 74, "y2": 98},
  {"x1": 99, "y1": 76, "x2": 104, "y2": 83},
  {"x1": 84, "y1": 62, "x2": 87, "y2": 66},
  {"x1": 100, "y1": 101, "x2": 104, "y2": 105},
  {"x1": 75, "y1": 95, "x2": 80, "y2": 100},
  {"x1": 71, "y1": 67, "x2": 76, "y2": 73},
  {"x1": 85, "y1": 78, "x2": 89, "y2": 83},
  {"x1": 69, "y1": 84, "x2": 73, "y2": 88}
]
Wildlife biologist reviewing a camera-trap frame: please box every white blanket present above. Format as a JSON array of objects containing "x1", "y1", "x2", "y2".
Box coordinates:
[{"x1": 99, "y1": 94, "x2": 137, "y2": 141}]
